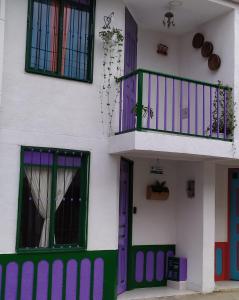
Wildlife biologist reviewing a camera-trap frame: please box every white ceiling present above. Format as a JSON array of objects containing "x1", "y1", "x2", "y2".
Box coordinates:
[{"x1": 124, "y1": 0, "x2": 233, "y2": 35}]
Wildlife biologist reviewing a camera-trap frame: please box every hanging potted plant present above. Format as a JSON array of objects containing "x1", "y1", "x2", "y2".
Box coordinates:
[
  {"x1": 131, "y1": 103, "x2": 154, "y2": 127},
  {"x1": 147, "y1": 181, "x2": 169, "y2": 201},
  {"x1": 208, "y1": 81, "x2": 236, "y2": 139}
]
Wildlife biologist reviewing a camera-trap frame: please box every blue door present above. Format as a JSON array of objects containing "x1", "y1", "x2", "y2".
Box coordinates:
[{"x1": 230, "y1": 170, "x2": 239, "y2": 280}]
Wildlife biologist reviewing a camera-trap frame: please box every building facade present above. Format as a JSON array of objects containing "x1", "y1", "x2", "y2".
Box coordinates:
[{"x1": 0, "y1": 0, "x2": 238, "y2": 299}]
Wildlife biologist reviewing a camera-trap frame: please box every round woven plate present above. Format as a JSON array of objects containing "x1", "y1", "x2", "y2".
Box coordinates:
[
  {"x1": 201, "y1": 41, "x2": 214, "y2": 58},
  {"x1": 208, "y1": 54, "x2": 221, "y2": 71},
  {"x1": 192, "y1": 33, "x2": 204, "y2": 49}
]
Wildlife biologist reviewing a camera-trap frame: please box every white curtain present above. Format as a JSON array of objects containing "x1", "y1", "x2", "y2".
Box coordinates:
[
  {"x1": 25, "y1": 167, "x2": 77, "y2": 247},
  {"x1": 25, "y1": 167, "x2": 52, "y2": 248}
]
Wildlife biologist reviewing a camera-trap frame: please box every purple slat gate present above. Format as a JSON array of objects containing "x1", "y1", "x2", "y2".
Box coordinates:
[
  {"x1": 117, "y1": 159, "x2": 131, "y2": 294},
  {"x1": 5, "y1": 262, "x2": 18, "y2": 300},
  {"x1": 51, "y1": 260, "x2": 64, "y2": 300},
  {"x1": 80, "y1": 259, "x2": 91, "y2": 300},
  {"x1": 93, "y1": 258, "x2": 104, "y2": 300},
  {"x1": 36, "y1": 261, "x2": 49, "y2": 300},
  {"x1": 66, "y1": 260, "x2": 77, "y2": 300},
  {"x1": 20, "y1": 261, "x2": 34, "y2": 300}
]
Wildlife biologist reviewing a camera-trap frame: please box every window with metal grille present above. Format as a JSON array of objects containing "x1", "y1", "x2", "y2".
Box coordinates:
[
  {"x1": 17, "y1": 147, "x2": 90, "y2": 250},
  {"x1": 26, "y1": 0, "x2": 95, "y2": 82}
]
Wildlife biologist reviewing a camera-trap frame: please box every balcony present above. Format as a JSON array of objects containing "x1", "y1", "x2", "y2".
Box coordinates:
[
  {"x1": 117, "y1": 69, "x2": 233, "y2": 141},
  {"x1": 109, "y1": 70, "x2": 234, "y2": 160}
]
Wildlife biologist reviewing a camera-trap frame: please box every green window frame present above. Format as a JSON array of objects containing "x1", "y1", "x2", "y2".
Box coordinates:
[
  {"x1": 25, "y1": 0, "x2": 95, "y2": 83},
  {"x1": 16, "y1": 146, "x2": 90, "y2": 252}
]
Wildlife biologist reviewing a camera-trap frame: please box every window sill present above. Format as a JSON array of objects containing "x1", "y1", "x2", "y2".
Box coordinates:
[
  {"x1": 25, "y1": 67, "x2": 93, "y2": 84},
  {"x1": 16, "y1": 246, "x2": 87, "y2": 255}
]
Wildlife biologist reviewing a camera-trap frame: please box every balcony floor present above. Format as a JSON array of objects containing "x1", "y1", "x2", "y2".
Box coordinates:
[{"x1": 109, "y1": 130, "x2": 236, "y2": 161}]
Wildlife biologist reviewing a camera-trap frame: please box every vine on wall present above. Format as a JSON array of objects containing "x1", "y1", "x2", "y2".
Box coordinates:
[{"x1": 99, "y1": 12, "x2": 124, "y2": 136}]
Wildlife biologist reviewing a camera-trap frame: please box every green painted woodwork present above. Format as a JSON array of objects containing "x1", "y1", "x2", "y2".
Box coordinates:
[
  {"x1": 117, "y1": 69, "x2": 232, "y2": 90},
  {"x1": 0, "y1": 250, "x2": 117, "y2": 300},
  {"x1": 16, "y1": 146, "x2": 90, "y2": 252},
  {"x1": 136, "y1": 71, "x2": 143, "y2": 131},
  {"x1": 127, "y1": 245, "x2": 176, "y2": 290},
  {"x1": 25, "y1": 0, "x2": 95, "y2": 83}
]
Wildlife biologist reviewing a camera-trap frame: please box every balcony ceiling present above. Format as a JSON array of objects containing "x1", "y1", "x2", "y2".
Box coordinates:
[{"x1": 124, "y1": 0, "x2": 233, "y2": 35}]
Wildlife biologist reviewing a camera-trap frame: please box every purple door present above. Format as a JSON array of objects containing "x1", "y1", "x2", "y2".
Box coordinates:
[
  {"x1": 123, "y1": 8, "x2": 138, "y2": 131},
  {"x1": 117, "y1": 159, "x2": 132, "y2": 295}
]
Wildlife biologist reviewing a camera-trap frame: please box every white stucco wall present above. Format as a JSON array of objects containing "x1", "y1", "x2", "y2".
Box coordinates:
[
  {"x1": 179, "y1": 11, "x2": 235, "y2": 86},
  {"x1": 132, "y1": 158, "x2": 177, "y2": 245},
  {"x1": 0, "y1": 0, "x2": 126, "y2": 253},
  {"x1": 0, "y1": 0, "x2": 5, "y2": 107},
  {"x1": 215, "y1": 164, "x2": 228, "y2": 242}
]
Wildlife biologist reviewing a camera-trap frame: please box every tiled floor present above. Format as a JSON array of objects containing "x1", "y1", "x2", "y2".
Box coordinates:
[
  {"x1": 215, "y1": 281, "x2": 239, "y2": 291},
  {"x1": 117, "y1": 287, "x2": 197, "y2": 300}
]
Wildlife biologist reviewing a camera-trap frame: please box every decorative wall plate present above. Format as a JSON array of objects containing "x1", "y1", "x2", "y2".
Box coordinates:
[
  {"x1": 192, "y1": 33, "x2": 204, "y2": 49},
  {"x1": 201, "y1": 41, "x2": 214, "y2": 58},
  {"x1": 208, "y1": 54, "x2": 221, "y2": 71}
]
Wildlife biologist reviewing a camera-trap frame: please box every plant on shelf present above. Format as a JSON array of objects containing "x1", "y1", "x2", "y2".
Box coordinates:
[
  {"x1": 151, "y1": 181, "x2": 169, "y2": 193},
  {"x1": 99, "y1": 12, "x2": 124, "y2": 136},
  {"x1": 147, "y1": 181, "x2": 169, "y2": 201},
  {"x1": 131, "y1": 103, "x2": 154, "y2": 119},
  {"x1": 208, "y1": 80, "x2": 236, "y2": 138}
]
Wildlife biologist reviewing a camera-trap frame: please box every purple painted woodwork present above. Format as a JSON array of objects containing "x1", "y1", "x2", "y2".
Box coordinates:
[
  {"x1": 224, "y1": 90, "x2": 227, "y2": 139},
  {"x1": 179, "y1": 258, "x2": 187, "y2": 281},
  {"x1": 195, "y1": 84, "x2": 198, "y2": 135},
  {"x1": 146, "y1": 251, "x2": 154, "y2": 282},
  {"x1": 135, "y1": 251, "x2": 144, "y2": 283},
  {"x1": 122, "y1": 8, "x2": 137, "y2": 131},
  {"x1": 20, "y1": 261, "x2": 34, "y2": 300},
  {"x1": 147, "y1": 74, "x2": 152, "y2": 129},
  {"x1": 172, "y1": 79, "x2": 175, "y2": 131},
  {"x1": 66, "y1": 260, "x2": 77, "y2": 300},
  {"x1": 5, "y1": 262, "x2": 18, "y2": 300},
  {"x1": 119, "y1": 81, "x2": 123, "y2": 132},
  {"x1": 117, "y1": 159, "x2": 131, "y2": 294},
  {"x1": 24, "y1": 151, "x2": 53, "y2": 166},
  {"x1": 156, "y1": 251, "x2": 165, "y2": 282},
  {"x1": 203, "y1": 85, "x2": 205, "y2": 136},
  {"x1": 180, "y1": 80, "x2": 183, "y2": 133},
  {"x1": 51, "y1": 260, "x2": 63, "y2": 300},
  {"x1": 188, "y1": 82, "x2": 191, "y2": 134},
  {"x1": 156, "y1": 76, "x2": 159, "y2": 130},
  {"x1": 57, "y1": 156, "x2": 81, "y2": 167},
  {"x1": 164, "y1": 77, "x2": 167, "y2": 130},
  {"x1": 80, "y1": 259, "x2": 91, "y2": 300},
  {"x1": 36, "y1": 261, "x2": 49, "y2": 300},
  {"x1": 210, "y1": 86, "x2": 213, "y2": 136},
  {"x1": 217, "y1": 87, "x2": 219, "y2": 138},
  {"x1": 0, "y1": 265, "x2": 2, "y2": 297},
  {"x1": 93, "y1": 258, "x2": 104, "y2": 300}
]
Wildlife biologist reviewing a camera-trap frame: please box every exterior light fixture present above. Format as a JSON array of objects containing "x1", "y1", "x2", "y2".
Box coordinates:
[
  {"x1": 163, "y1": 0, "x2": 182, "y2": 29},
  {"x1": 163, "y1": 11, "x2": 175, "y2": 28}
]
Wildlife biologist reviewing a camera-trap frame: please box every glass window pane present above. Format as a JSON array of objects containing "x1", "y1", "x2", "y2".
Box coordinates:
[
  {"x1": 54, "y1": 168, "x2": 81, "y2": 246},
  {"x1": 20, "y1": 165, "x2": 52, "y2": 248},
  {"x1": 61, "y1": 3, "x2": 90, "y2": 80},
  {"x1": 30, "y1": 0, "x2": 59, "y2": 72}
]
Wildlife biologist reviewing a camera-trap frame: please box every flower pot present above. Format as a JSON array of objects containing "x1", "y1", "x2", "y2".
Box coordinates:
[{"x1": 146, "y1": 186, "x2": 169, "y2": 201}]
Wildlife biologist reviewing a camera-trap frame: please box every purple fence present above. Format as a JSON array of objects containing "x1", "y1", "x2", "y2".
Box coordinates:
[
  {"x1": 0, "y1": 251, "x2": 117, "y2": 300},
  {"x1": 118, "y1": 69, "x2": 233, "y2": 140}
]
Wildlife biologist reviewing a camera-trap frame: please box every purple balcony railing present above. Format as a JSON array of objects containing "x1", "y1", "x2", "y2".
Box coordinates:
[{"x1": 117, "y1": 69, "x2": 233, "y2": 140}]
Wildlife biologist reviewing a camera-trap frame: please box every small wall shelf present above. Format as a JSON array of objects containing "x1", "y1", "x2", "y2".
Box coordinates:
[{"x1": 146, "y1": 186, "x2": 169, "y2": 201}]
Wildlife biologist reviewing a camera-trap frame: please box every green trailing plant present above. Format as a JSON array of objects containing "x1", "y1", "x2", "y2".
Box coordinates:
[
  {"x1": 208, "y1": 80, "x2": 236, "y2": 137},
  {"x1": 151, "y1": 181, "x2": 169, "y2": 193},
  {"x1": 132, "y1": 104, "x2": 154, "y2": 119},
  {"x1": 99, "y1": 13, "x2": 124, "y2": 136}
]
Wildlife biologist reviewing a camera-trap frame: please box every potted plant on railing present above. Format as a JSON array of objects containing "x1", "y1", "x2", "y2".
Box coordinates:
[
  {"x1": 147, "y1": 181, "x2": 169, "y2": 201},
  {"x1": 131, "y1": 104, "x2": 154, "y2": 128},
  {"x1": 207, "y1": 81, "x2": 236, "y2": 139}
]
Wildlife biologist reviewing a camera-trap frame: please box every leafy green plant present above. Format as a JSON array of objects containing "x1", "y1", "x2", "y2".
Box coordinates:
[
  {"x1": 132, "y1": 104, "x2": 154, "y2": 119},
  {"x1": 151, "y1": 181, "x2": 169, "y2": 193},
  {"x1": 208, "y1": 81, "x2": 236, "y2": 137},
  {"x1": 99, "y1": 13, "x2": 124, "y2": 136}
]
